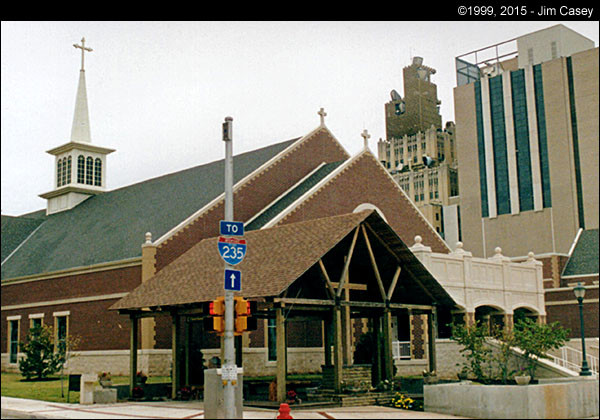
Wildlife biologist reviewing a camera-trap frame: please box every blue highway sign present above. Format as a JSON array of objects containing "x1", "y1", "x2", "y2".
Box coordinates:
[
  {"x1": 218, "y1": 237, "x2": 247, "y2": 266},
  {"x1": 220, "y1": 220, "x2": 244, "y2": 237},
  {"x1": 224, "y1": 269, "x2": 242, "y2": 291}
]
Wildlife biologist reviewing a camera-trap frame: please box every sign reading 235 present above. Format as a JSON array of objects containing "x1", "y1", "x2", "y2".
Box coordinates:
[{"x1": 217, "y1": 237, "x2": 247, "y2": 265}]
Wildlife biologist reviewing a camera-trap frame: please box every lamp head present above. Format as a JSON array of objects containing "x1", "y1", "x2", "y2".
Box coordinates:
[{"x1": 573, "y1": 282, "x2": 586, "y2": 301}]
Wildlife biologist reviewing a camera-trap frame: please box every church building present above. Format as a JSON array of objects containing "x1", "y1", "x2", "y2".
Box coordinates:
[{"x1": 1, "y1": 38, "x2": 452, "y2": 379}]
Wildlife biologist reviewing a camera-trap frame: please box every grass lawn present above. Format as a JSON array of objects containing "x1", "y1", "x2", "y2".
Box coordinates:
[{"x1": 1, "y1": 372, "x2": 169, "y2": 403}]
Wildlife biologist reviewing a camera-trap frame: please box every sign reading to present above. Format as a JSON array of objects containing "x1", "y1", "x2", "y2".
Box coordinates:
[
  {"x1": 224, "y1": 269, "x2": 242, "y2": 291},
  {"x1": 218, "y1": 237, "x2": 247, "y2": 266},
  {"x1": 220, "y1": 220, "x2": 244, "y2": 237}
]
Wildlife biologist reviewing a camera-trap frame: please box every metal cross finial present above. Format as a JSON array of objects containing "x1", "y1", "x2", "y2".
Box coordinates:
[
  {"x1": 73, "y1": 37, "x2": 93, "y2": 71},
  {"x1": 318, "y1": 108, "x2": 327, "y2": 126},
  {"x1": 361, "y1": 129, "x2": 371, "y2": 149}
]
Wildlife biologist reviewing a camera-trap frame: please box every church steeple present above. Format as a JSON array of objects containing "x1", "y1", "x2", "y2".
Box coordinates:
[
  {"x1": 70, "y1": 38, "x2": 93, "y2": 143},
  {"x1": 39, "y1": 37, "x2": 115, "y2": 215}
]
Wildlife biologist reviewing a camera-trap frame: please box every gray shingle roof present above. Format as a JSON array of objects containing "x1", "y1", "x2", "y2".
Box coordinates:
[
  {"x1": 1, "y1": 215, "x2": 45, "y2": 263},
  {"x1": 1, "y1": 138, "x2": 298, "y2": 280},
  {"x1": 562, "y1": 229, "x2": 599, "y2": 277}
]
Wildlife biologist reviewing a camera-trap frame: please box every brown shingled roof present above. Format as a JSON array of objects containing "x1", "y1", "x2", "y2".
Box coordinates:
[{"x1": 111, "y1": 210, "x2": 456, "y2": 311}]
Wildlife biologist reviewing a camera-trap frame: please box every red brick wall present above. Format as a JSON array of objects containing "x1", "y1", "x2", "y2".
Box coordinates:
[
  {"x1": 1, "y1": 266, "x2": 141, "y2": 307},
  {"x1": 274, "y1": 152, "x2": 449, "y2": 253},
  {"x1": 545, "y1": 287, "x2": 599, "y2": 339},
  {"x1": 1, "y1": 299, "x2": 135, "y2": 353},
  {"x1": 1, "y1": 265, "x2": 141, "y2": 353},
  {"x1": 155, "y1": 128, "x2": 350, "y2": 272}
]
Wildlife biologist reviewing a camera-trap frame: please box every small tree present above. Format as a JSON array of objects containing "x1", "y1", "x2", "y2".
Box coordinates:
[
  {"x1": 18, "y1": 325, "x2": 64, "y2": 380},
  {"x1": 512, "y1": 318, "x2": 569, "y2": 379},
  {"x1": 451, "y1": 322, "x2": 493, "y2": 382}
]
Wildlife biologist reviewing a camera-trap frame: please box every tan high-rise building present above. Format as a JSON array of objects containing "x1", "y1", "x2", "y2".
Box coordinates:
[
  {"x1": 454, "y1": 24, "x2": 598, "y2": 261},
  {"x1": 379, "y1": 57, "x2": 460, "y2": 245},
  {"x1": 385, "y1": 57, "x2": 443, "y2": 138}
]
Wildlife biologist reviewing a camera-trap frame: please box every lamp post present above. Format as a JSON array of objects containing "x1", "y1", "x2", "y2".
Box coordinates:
[{"x1": 573, "y1": 283, "x2": 591, "y2": 376}]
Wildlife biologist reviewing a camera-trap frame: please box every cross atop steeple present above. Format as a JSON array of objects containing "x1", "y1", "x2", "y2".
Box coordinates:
[
  {"x1": 361, "y1": 129, "x2": 371, "y2": 150},
  {"x1": 318, "y1": 108, "x2": 327, "y2": 126},
  {"x1": 73, "y1": 37, "x2": 93, "y2": 71}
]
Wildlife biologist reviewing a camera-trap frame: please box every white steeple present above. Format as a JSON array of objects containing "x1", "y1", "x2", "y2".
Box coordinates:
[
  {"x1": 71, "y1": 38, "x2": 93, "y2": 143},
  {"x1": 39, "y1": 37, "x2": 115, "y2": 215}
]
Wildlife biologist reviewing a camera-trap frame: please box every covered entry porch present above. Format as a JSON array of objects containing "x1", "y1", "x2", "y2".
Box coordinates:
[{"x1": 111, "y1": 210, "x2": 458, "y2": 402}]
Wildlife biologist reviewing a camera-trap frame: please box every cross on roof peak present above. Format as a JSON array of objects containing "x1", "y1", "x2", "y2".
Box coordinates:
[
  {"x1": 318, "y1": 108, "x2": 327, "y2": 126},
  {"x1": 73, "y1": 37, "x2": 93, "y2": 71},
  {"x1": 361, "y1": 129, "x2": 371, "y2": 149}
]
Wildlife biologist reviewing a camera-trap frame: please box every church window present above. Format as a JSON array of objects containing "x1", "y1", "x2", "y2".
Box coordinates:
[
  {"x1": 85, "y1": 157, "x2": 93, "y2": 185},
  {"x1": 94, "y1": 158, "x2": 102, "y2": 186},
  {"x1": 66, "y1": 156, "x2": 72, "y2": 184},
  {"x1": 8, "y1": 316, "x2": 20, "y2": 364},
  {"x1": 61, "y1": 158, "x2": 67, "y2": 186},
  {"x1": 54, "y1": 313, "x2": 69, "y2": 353},
  {"x1": 57, "y1": 159, "x2": 63, "y2": 187},
  {"x1": 77, "y1": 155, "x2": 85, "y2": 183}
]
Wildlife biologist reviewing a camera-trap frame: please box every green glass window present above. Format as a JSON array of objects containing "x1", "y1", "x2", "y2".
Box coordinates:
[
  {"x1": 85, "y1": 157, "x2": 93, "y2": 185},
  {"x1": 474, "y1": 81, "x2": 489, "y2": 218},
  {"x1": 510, "y1": 69, "x2": 534, "y2": 212},
  {"x1": 566, "y1": 57, "x2": 585, "y2": 229},
  {"x1": 489, "y1": 76, "x2": 510, "y2": 215},
  {"x1": 533, "y1": 65, "x2": 552, "y2": 208}
]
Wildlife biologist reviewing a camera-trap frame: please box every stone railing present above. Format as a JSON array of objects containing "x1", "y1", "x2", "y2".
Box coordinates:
[{"x1": 409, "y1": 236, "x2": 545, "y2": 319}]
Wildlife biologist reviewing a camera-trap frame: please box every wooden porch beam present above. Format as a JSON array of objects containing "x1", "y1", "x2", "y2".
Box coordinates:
[
  {"x1": 386, "y1": 266, "x2": 402, "y2": 300},
  {"x1": 361, "y1": 224, "x2": 387, "y2": 302},
  {"x1": 318, "y1": 259, "x2": 336, "y2": 299},
  {"x1": 336, "y1": 226, "x2": 360, "y2": 298},
  {"x1": 273, "y1": 297, "x2": 433, "y2": 311}
]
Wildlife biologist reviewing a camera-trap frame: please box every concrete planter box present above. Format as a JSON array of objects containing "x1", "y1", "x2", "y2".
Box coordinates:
[{"x1": 424, "y1": 378, "x2": 599, "y2": 419}]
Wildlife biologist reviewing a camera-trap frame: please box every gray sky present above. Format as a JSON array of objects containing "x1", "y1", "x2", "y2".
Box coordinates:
[{"x1": 2, "y1": 21, "x2": 598, "y2": 216}]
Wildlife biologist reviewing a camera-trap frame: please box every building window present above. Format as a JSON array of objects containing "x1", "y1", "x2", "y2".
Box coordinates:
[
  {"x1": 511, "y1": 69, "x2": 534, "y2": 212},
  {"x1": 527, "y1": 48, "x2": 534, "y2": 65},
  {"x1": 267, "y1": 318, "x2": 276, "y2": 362},
  {"x1": 54, "y1": 314, "x2": 69, "y2": 353},
  {"x1": 8, "y1": 318, "x2": 20, "y2": 364},
  {"x1": 57, "y1": 159, "x2": 62, "y2": 187},
  {"x1": 85, "y1": 157, "x2": 93, "y2": 185},
  {"x1": 533, "y1": 65, "x2": 551, "y2": 208},
  {"x1": 489, "y1": 75, "x2": 511, "y2": 215},
  {"x1": 77, "y1": 155, "x2": 85, "y2": 184},
  {"x1": 551, "y1": 41, "x2": 558, "y2": 59},
  {"x1": 66, "y1": 156, "x2": 72, "y2": 184},
  {"x1": 94, "y1": 158, "x2": 102, "y2": 186},
  {"x1": 475, "y1": 81, "x2": 489, "y2": 217}
]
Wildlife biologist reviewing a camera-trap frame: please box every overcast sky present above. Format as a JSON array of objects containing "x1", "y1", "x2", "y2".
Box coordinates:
[{"x1": 1, "y1": 20, "x2": 598, "y2": 216}]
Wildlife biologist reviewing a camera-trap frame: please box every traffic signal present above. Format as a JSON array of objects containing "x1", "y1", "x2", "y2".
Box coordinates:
[
  {"x1": 233, "y1": 297, "x2": 258, "y2": 335},
  {"x1": 203, "y1": 297, "x2": 225, "y2": 334}
]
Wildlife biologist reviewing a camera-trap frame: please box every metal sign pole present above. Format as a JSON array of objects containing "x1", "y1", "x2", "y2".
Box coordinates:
[{"x1": 222, "y1": 116, "x2": 236, "y2": 418}]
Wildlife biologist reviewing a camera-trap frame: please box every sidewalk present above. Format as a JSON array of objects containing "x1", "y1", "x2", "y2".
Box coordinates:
[{"x1": 1, "y1": 396, "x2": 470, "y2": 419}]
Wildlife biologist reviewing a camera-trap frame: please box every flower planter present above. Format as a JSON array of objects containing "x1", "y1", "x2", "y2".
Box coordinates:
[
  {"x1": 515, "y1": 375, "x2": 531, "y2": 385},
  {"x1": 425, "y1": 379, "x2": 599, "y2": 419}
]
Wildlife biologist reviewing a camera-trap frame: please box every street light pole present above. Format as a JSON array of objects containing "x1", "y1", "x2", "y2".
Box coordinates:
[
  {"x1": 573, "y1": 283, "x2": 591, "y2": 376},
  {"x1": 222, "y1": 116, "x2": 237, "y2": 416}
]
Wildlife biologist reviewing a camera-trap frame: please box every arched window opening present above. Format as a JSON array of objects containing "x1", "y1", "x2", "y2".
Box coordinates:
[
  {"x1": 57, "y1": 158, "x2": 63, "y2": 187},
  {"x1": 77, "y1": 155, "x2": 85, "y2": 184},
  {"x1": 94, "y1": 158, "x2": 102, "y2": 186},
  {"x1": 66, "y1": 156, "x2": 72, "y2": 184},
  {"x1": 85, "y1": 156, "x2": 93, "y2": 185},
  {"x1": 61, "y1": 157, "x2": 67, "y2": 186}
]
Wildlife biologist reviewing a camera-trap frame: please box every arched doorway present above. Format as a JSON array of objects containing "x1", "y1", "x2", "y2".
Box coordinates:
[{"x1": 475, "y1": 305, "x2": 506, "y2": 334}]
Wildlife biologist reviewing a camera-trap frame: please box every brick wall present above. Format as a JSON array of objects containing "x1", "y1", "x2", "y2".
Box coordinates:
[
  {"x1": 274, "y1": 152, "x2": 449, "y2": 254},
  {"x1": 545, "y1": 286, "x2": 599, "y2": 338},
  {"x1": 154, "y1": 129, "x2": 349, "y2": 272}
]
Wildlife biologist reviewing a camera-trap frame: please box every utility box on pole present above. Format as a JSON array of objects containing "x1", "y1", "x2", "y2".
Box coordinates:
[{"x1": 203, "y1": 368, "x2": 244, "y2": 419}]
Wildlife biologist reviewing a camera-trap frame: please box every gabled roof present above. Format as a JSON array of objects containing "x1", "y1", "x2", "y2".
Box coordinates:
[
  {"x1": 1, "y1": 215, "x2": 45, "y2": 263},
  {"x1": 111, "y1": 210, "x2": 457, "y2": 311},
  {"x1": 562, "y1": 229, "x2": 599, "y2": 277},
  {"x1": 1, "y1": 138, "x2": 298, "y2": 281}
]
